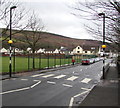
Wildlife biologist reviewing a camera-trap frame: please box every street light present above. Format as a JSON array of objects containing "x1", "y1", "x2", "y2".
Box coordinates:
[
  {"x1": 8, "y1": 6, "x2": 17, "y2": 78},
  {"x1": 98, "y1": 12, "x2": 106, "y2": 79}
]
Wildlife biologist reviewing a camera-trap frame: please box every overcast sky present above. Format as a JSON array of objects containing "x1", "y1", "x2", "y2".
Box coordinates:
[
  {"x1": 1, "y1": 0, "x2": 96, "y2": 40},
  {"x1": 21, "y1": 0, "x2": 96, "y2": 39}
]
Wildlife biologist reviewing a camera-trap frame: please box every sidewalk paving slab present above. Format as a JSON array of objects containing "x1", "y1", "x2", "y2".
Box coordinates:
[{"x1": 79, "y1": 65, "x2": 119, "y2": 107}]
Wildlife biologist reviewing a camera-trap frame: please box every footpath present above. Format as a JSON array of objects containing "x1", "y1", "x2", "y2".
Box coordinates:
[
  {"x1": 79, "y1": 61, "x2": 119, "y2": 107},
  {"x1": 0, "y1": 63, "x2": 80, "y2": 80}
]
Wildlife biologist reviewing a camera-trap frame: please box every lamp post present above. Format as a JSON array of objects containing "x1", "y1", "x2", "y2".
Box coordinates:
[
  {"x1": 8, "y1": 6, "x2": 17, "y2": 78},
  {"x1": 98, "y1": 13, "x2": 106, "y2": 79}
]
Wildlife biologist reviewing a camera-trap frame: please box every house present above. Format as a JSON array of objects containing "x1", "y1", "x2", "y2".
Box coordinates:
[
  {"x1": 37, "y1": 48, "x2": 45, "y2": 53},
  {"x1": 72, "y1": 45, "x2": 99, "y2": 55},
  {"x1": 0, "y1": 48, "x2": 8, "y2": 54}
]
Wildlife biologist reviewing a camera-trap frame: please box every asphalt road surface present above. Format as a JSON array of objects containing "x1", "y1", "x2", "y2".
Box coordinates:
[{"x1": 1, "y1": 59, "x2": 112, "y2": 107}]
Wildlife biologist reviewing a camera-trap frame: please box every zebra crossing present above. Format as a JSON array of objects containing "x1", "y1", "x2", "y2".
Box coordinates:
[{"x1": 30, "y1": 73, "x2": 92, "y2": 83}]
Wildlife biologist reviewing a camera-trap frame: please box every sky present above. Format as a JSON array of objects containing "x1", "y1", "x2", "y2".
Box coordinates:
[
  {"x1": 20, "y1": 0, "x2": 96, "y2": 40},
  {"x1": 1, "y1": 0, "x2": 96, "y2": 40}
]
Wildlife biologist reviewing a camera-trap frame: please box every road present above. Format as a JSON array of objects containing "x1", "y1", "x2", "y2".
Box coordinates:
[{"x1": 1, "y1": 59, "x2": 112, "y2": 107}]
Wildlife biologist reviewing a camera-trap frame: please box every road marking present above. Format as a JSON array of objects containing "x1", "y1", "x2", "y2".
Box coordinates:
[
  {"x1": 81, "y1": 87, "x2": 91, "y2": 91},
  {"x1": 80, "y1": 69, "x2": 82, "y2": 71},
  {"x1": 69, "y1": 90, "x2": 90, "y2": 108},
  {"x1": 42, "y1": 74, "x2": 55, "y2": 78},
  {"x1": 21, "y1": 79, "x2": 28, "y2": 81},
  {"x1": 62, "y1": 84, "x2": 73, "y2": 88},
  {"x1": 73, "y1": 90, "x2": 90, "y2": 98},
  {"x1": 54, "y1": 75, "x2": 66, "y2": 79},
  {"x1": 66, "y1": 76, "x2": 78, "y2": 81},
  {"x1": 81, "y1": 78, "x2": 91, "y2": 84},
  {"x1": 69, "y1": 97, "x2": 74, "y2": 107},
  {"x1": 30, "y1": 81, "x2": 41, "y2": 88},
  {"x1": 0, "y1": 87, "x2": 30, "y2": 95},
  {"x1": 12, "y1": 78, "x2": 16, "y2": 80},
  {"x1": 47, "y1": 81, "x2": 56, "y2": 84},
  {"x1": 31, "y1": 74, "x2": 44, "y2": 77},
  {"x1": 1, "y1": 81, "x2": 41, "y2": 95},
  {"x1": 33, "y1": 80, "x2": 40, "y2": 82}
]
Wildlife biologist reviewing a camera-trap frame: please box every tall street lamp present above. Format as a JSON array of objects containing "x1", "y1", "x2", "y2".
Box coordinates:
[
  {"x1": 98, "y1": 13, "x2": 106, "y2": 79},
  {"x1": 8, "y1": 6, "x2": 17, "y2": 78}
]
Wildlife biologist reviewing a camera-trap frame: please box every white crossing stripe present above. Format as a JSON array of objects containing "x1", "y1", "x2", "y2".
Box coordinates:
[
  {"x1": 21, "y1": 79, "x2": 28, "y2": 81},
  {"x1": 42, "y1": 74, "x2": 55, "y2": 78},
  {"x1": 81, "y1": 78, "x2": 91, "y2": 84},
  {"x1": 63, "y1": 84, "x2": 73, "y2": 88},
  {"x1": 54, "y1": 75, "x2": 66, "y2": 79},
  {"x1": 47, "y1": 81, "x2": 56, "y2": 84},
  {"x1": 33, "y1": 80, "x2": 40, "y2": 82},
  {"x1": 31, "y1": 74, "x2": 44, "y2": 77},
  {"x1": 66, "y1": 76, "x2": 78, "y2": 81}
]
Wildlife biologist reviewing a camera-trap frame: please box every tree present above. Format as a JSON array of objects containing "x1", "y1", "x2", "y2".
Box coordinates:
[
  {"x1": 0, "y1": 0, "x2": 29, "y2": 41},
  {"x1": 16, "y1": 12, "x2": 45, "y2": 69},
  {"x1": 72, "y1": 0, "x2": 120, "y2": 51}
]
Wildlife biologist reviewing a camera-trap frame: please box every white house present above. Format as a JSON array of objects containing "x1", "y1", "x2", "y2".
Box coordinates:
[
  {"x1": 72, "y1": 46, "x2": 83, "y2": 54},
  {"x1": 37, "y1": 48, "x2": 45, "y2": 53},
  {"x1": 53, "y1": 49, "x2": 60, "y2": 53},
  {"x1": 0, "y1": 48, "x2": 8, "y2": 54},
  {"x1": 72, "y1": 45, "x2": 99, "y2": 55}
]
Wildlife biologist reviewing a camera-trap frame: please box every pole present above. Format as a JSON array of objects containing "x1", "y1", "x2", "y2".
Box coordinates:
[
  {"x1": 9, "y1": 8, "x2": 12, "y2": 78},
  {"x1": 103, "y1": 14, "x2": 105, "y2": 79},
  {"x1": 9, "y1": 6, "x2": 16, "y2": 78},
  {"x1": 13, "y1": 48, "x2": 15, "y2": 73}
]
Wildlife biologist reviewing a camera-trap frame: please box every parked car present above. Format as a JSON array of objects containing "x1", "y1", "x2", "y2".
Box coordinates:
[
  {"x1": 81, "y1": 59, "x2": 90, "y2": 65},
  {"x1": 94, "y1": 57, "x2": 100, "y2": 62},
  {"x1": 90, "y1": 58, "x2": 95, "y2": 63}
]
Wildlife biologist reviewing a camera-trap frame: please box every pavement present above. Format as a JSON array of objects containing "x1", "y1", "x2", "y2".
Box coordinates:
[
  {"x1": 79, "y1": 61, "x2": 119, "y2": 107},
  {"x1": 0, "y1": 63, "x2": 80, "y2": 80}
]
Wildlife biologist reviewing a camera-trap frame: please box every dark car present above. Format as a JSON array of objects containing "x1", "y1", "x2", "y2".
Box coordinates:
[{"x1": 81, "y1": 59, "x2": 90, "y2": 65}]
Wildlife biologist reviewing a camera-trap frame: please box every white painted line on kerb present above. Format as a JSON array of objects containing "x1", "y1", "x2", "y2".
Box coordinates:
[
  {"x1": 42, "y1": 74, "x2": 55, "y2": 78},
  {"x1": 21, "y1": 79, "x2": 28, "y2": 81},
  {"x1": 54, "y1": 75, "x2": 66, "y2": 79},
  {"x1": 66, "y1": 76, "x2": 78, "y2": 81},
  {"x1": 81, "y1": 78, "x2": 91, "y2": 84},
  {"x1": 31, "y1": 74, "x2": 44, "y2": 77},
  {"x1": 69, "y1": 90, "x2": 90, "y2": 108},
  {"x1": 62, "y1": 84, "x2": 73, "y2": 88},
  {"x1": 81, "y1": 87, "x2": 91, "y2": 91},
  {"x1": 47, "y1": 81, "x2": 56, "y2": 84},
  {"x1": 73, "y1": 90, "x2": 89, "y2": 98}
]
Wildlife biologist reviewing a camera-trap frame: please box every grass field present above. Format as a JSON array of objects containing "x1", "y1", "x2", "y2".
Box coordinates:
[{"x1": 1, "y1": 56, "x2": 81, "y2": 74}]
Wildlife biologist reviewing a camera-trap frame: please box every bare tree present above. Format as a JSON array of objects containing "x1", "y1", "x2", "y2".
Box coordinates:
[
  {"x1": 0, "y1": 0, "x2": 29, "y2": 41},
  {"x1": 16, "y1": 12, "x2": 45, "y2": 69},
  {"x1": 71, "y1": 0, "x2": 120, "y2": 51}
]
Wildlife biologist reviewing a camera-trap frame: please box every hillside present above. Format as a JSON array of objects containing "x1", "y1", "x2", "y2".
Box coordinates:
[{"x1": 2, "y1": 29, "x2": 103, "y2": 50}]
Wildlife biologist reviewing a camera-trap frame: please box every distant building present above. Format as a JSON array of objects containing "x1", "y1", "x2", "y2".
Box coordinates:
[{"x1": 72, "y1": 45, "x2": 99, "y2": 55}]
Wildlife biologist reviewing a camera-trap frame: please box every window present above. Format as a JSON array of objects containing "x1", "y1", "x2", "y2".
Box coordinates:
[
  {"x1": 85, "y1": 51, "x2": 87, "y2": 53},
  {"x1": 78, "y1": 47, "x2": 80, "y2": 49},
  {"x1": 77, "y1": 51, "x2": 80, "y2": 53}
]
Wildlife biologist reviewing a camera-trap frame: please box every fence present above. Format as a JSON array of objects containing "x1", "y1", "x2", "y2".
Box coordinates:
[{"x1": 2, "y1": 52, "x2": 84, "y2": 74}]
